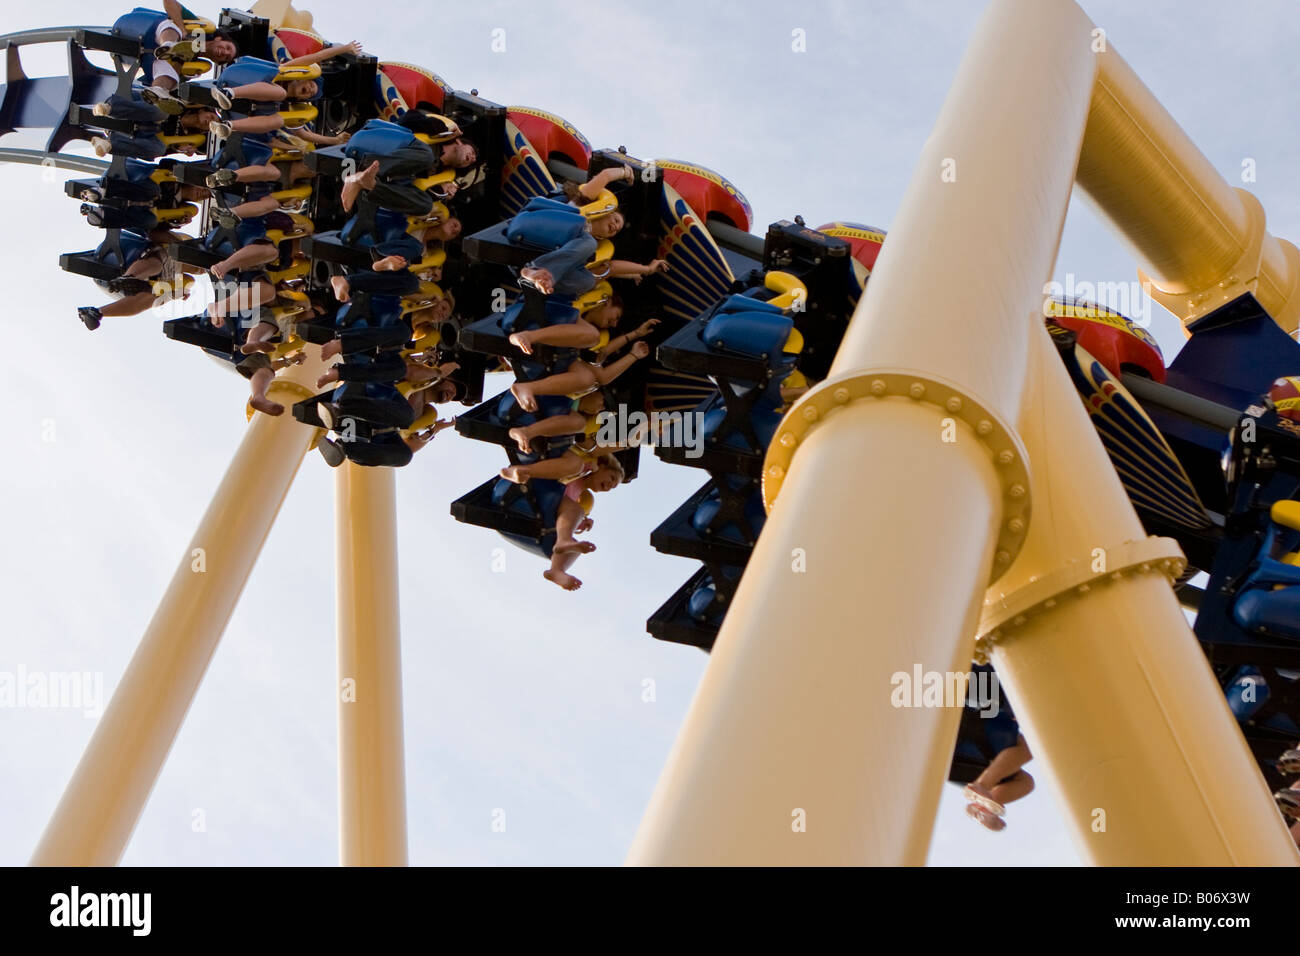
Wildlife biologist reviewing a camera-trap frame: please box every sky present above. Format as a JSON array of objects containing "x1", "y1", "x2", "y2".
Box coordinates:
[{"x1": 2, "y1": 0, "x2": 1298, "y2": 867}]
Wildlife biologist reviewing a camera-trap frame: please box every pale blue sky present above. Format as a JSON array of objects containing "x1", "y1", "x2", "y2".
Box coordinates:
[{"x1": 1, "y1": 0, "x2": 1296, "y2": 866}]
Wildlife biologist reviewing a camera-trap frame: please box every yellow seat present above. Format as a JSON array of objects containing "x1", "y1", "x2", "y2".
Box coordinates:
[
  {"x1": 270, "y1": 147, "x2": 305, "y2": 163},
  {"x1": 403, "y1": 407, "x2": 438, "y2": 435},
  {"x1": 149, "y1": 167, "x2": 177, "y2": 184},
  {"x1": 182, "y1": 17, "x2": 216, "y2": 33},
  {"x1": 408, "y1": 329, "x2": 441, "y2": 353},
  {"x1": 408, "y1": 201, "x2": 451, "y2": 228},
  {"x1": 1271, "y1": 500, "x2": 1300, "y2": 533}
]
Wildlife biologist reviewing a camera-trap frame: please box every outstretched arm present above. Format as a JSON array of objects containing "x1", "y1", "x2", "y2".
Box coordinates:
[
  {"x1": 282, "y1": 40, "x2": 363, "y2": 69},
  {"x1": 577, "y1": 164, "x2": 633, "y2": 201}
]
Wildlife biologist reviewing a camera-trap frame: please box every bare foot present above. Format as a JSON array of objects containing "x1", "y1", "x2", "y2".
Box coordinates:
[
  {"x1": 543, "y1": 569, "x2": 582, "y2": 591},
  {"x1": 508, "y1": 331, "x2": 535, "y2": 355},
  {"x1": 964, "y1": 803, "x2": 1006, "y2": 832},
  {"x1": 372, "y1": 254, "x2": 408, "y2": 272},
  {"x1": 553, "y1": 540, "x2": 596, "y2": 555},
  {"x1": 210, "y1": 260, "x2": 232, "y2": 280},
  {"x1": 250, "y1": 395, "x2": 284, "y2": 416},
  {"x1": 340, "y1": 160, "x2": 379, "y2": 213},
  {"x1": 321, "y1": 338, "x2": 343, "y2": 359},
  {"x1": 329, "y1": 275, "x2": 350, "y2": 302},
  {"x1": 510, "y1": 381, "x2": 538, "y2": 413},
  {"x1": 317, "y1": 366, "x2": 340, "y2": 388},
  {"x1": 507, "y1": 426, "x2": 533, "y2": 454},
  {"x1": 240, "y1": 339, "x2": 275, "y2": 355},
  {"x1": 90, "y1": 136, "x2": 111, "y2": 157},
  {"x1": 500, "y1": 465, "x2": 527, "y2": 483},
  {"x1": 519, "y1": 267, "x2": 554, "y2": 295},
  {"x1": 962, "y1": 783, "x2": 1006, "y2": 817}
]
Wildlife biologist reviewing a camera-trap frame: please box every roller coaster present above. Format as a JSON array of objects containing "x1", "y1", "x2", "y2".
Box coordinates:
[{"x1": 6, "y1": 0, "x2": 1300, "y2": 865}]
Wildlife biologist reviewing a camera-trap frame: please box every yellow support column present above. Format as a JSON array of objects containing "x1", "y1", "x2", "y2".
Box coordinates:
[
  {"x1": 1078, "y1": 40, "x2": 1300, "y2": 331},
  {"x1": 628, "y1": 0, "x2": 1097, "y2": 865},
  {"x1": 978, "y1": 324, "x2": 1300, "y2": 865},
  {"x1": 335, "y1": 462, "x2": 408, "y2": 866},
  {"x1": 31, "y1": 350, "x2": 330, "y2": 866}
]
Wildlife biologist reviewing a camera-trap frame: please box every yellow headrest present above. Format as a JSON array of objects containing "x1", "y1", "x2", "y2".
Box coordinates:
[
  {"x1": 276, "y1": 63, "x2": 322, "y2": 82},
  {"x1": 269, "y1": 334, "x2": 305, "y2": 362},
  {"x1": 149, "y1": 167, "x2": 177, "y2": 184},
  {"x1": 580, "y1": 188, "x2": 618, "y2": 220},
  {"x1": 271, "y1": 183, "x2": 313, "y2": 202},
  {"x1": 155, "y1": 203, "x2": 198, "y2": 222},
  {"x1": 783, "y1": 326, "x2": 804, "y2": 355},
  {"x1": 267, "y1": 259, "x2": 310, "y2": 283},
  {"x1": 573, "y1": 281, "x2": 613, "y2": 314},
  {"x1": 183, "y1": 17, "x2": 216, "y2": 33},
  {"x1": 783, "y1": 369, "x2": 808, "y2": 390},
  {"x1": 411, "y1": 115, "x2": 461, "y2": 145},
  {"x1": 413, "y1": 170, "x2": 455, "y2": 193},
  {"x1": 764, "y1": 270, "x2": 807, "y2": 311},
  {"x1": 279, "y1": 104, "x2": 319, "y2": 126},
  {"x1": 589, "y1": 238, "x2": 614, "y2": 264},
  {"x1": 409, "y1": 328, "x2": 441, "y2": 353},
  {"x1": 402, "y1": 407, "x2": 439, "y2": 435},
  {"x1": 159, "y1": 133, "x2": 206, "y2": 147},
  {"x1": 578, "y1": 489, "x2": 595, "y2": 515},
  {"x1": 180, "y1": 59, "x2": 212, "y2": 78},
  {"x1": 1271, "y1": 500, "x2": 1300, "y2": 533}
]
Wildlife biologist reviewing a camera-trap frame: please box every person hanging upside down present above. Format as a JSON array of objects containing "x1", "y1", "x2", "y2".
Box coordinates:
[
  {"x1": 510, "y1": 339, "x2": 651, "y2": 413},
  {"x1": 501, "y1": 452, "x2": 624, "y2": 591}
]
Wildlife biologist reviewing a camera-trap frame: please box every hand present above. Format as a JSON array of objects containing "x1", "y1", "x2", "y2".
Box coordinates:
[
  {"x1": 621, "y1": 164, "x2": 635, "y2": 183},
  {"x1": 575, "y1": 516, "x2": 594, "y2": 533},
  {"x1": 630, "y1": 340, "x2": 650, "y2": 359},
  {"x1": 438, "y1": 361, "x2": 460, "y2": 376},
  {"x1": 339, "y1": 40, "x2": 363, "y2": 56},
  {"x1": 432, "y1": 418, "x2": 456, "y2": 433},
  {"x1": 332, "y1": 131, "x2": 351, "y2": 145},
  {"x1": 178, "y1": 143, "x2": 196, "y2": 156},
  {"x1": 439, "y1": 182, "x2": 459, "y2": 198},
  {"x1": 634, "y1": 318, "x2": 660, "y2": 339},
  {"x1": 644, "y1": 259, "x2": 669, "y2": 276},
  {"x1": 210, "y1": 312, "x2": 225, "y2": 328}
]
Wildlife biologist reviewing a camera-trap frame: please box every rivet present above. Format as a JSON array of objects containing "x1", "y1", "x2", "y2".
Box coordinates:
[
  {"x1": 768, "y1": 465, "x2": 785, "y2": 479},
  {"x1": 802, "y1": 406, "x2": 818, "y2": 422},
  {"x1": 946, "y1": 397, "x2": 963, "y2": 412},
  {"x1": 1111, "y1": 572, "x2": 1122, "y2": 581},
  {"x1": 1013, "y1": 615, "x2": 1026, "y2": 626},
  {"x1": 996, "y1": 550, "x2": 1011, "y2": 563},
  {"x1": 1009, "y1": 483, "x2": 1026, "y2": 498},
  {"x1": 1139, "y1": 563, "x2": 1151, "y2": 573},
  {"x1": 871, "y1": 379, "x2": 887, "y2": 395},
  {"x1": 977, "y1": 420, "x2": 993, "y2": 436},
  {"x1": 1008, "y1": 517, "x2": 1025, "y2": 533},
  {"x1": 779, "y1": 432, "x2": 797, "y2": 448},
  {"x1": 997, "y1": 450, "x2": 1015, "y2": 465},
  {"x1": 1044, "y1": 598, "x2": 1056, "y2": 609},
  {"x1": 909, "y1": 382, "x2": 925, "y2": 399},
  {"x1": 833, "y1": 387, "x2": 850, "y2": 403}
]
